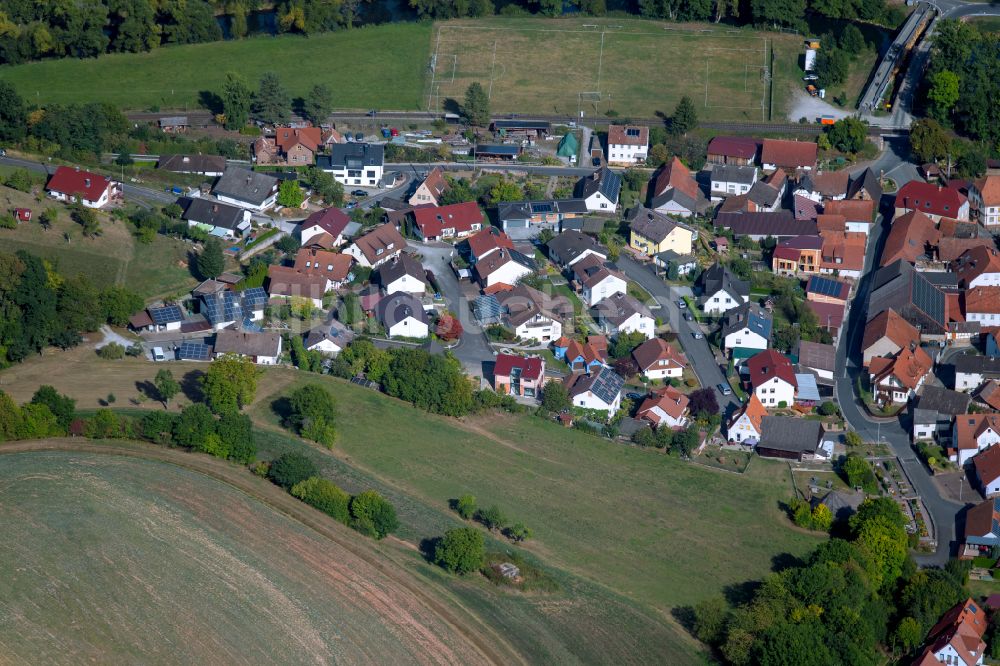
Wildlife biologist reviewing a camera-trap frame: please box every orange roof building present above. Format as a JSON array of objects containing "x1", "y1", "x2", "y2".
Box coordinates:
[
  {"x1": 868, "y1": 344, "x2": 932, "y2": 404},
  {"x1": 727, "y1": 393, "x2": 767, "y2": 443},
  {"x1": 637, "y1": 386, "x2": 690, "y2": 428},
  {"x1": 862, "y1": 308, "x2": 920, "y2": 366},
  {"x1": 880, "y1": 210, "x2": 940, "y2": 267}
]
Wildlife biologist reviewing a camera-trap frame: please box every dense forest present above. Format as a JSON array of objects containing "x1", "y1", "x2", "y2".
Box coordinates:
[{"x1": 0, "y1": 0, "x2": 900, "y2": 66}]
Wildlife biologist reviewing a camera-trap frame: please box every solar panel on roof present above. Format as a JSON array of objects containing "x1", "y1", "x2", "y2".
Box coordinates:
[
  {"x1": 626, "y1": 128, "x2": 641, "y2": 137},
  {"x1": 808, "y1": 276, "x2": 844, "y2": 298},
  {"x1": 178, "y1": 340, "x2": 212, "y2": 361},
  {"x1": 473, "y1": 295, "x2": 503, "y2": 324},
  {"x1": 242, "y1": 287, "x2": 268, "y2": 307},
  {"x1": 913, "y1": 273, "x2": 945, "y2": 325},
  {"x1": 149, "y1": 304, "x2": 183, "y2": 325},
  {"x1": 531, "y1": 202, "x2": 553, "y2": 213}
]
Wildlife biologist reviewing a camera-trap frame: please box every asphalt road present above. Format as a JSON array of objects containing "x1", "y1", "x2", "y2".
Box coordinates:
[{"x1": 617, "y1": 255, "x2": 740, "y2": 416}]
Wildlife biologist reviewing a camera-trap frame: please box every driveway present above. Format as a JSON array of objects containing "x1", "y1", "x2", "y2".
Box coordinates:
[
  {"x1": 617, "y1": 255, "x2": 740, "y2": 417},
  {"x1": 786, "y1": 90, "x2": 852, "y2": 124}
]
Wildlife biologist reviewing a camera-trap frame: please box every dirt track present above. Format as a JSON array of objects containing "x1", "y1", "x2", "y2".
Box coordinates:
[{"x1": 0, "y1": 439, "x2": 525, "y2": 666}]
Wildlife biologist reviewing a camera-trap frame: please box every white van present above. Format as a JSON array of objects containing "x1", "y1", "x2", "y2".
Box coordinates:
[{"x1": 152, "y1": 347, "x2": 165, "y2": 362}]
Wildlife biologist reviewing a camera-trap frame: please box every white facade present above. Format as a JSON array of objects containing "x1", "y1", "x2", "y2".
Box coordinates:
[
  {"x1": 967, "y1": 272, "x2": 1000, "y2": 288},
  {"x1": 387, "y1": 315, "x2": 429, "y2": 339},
  {"x1": 642, "y1": 360, "x2": 684, "y2": 380},
  {"x1": 931, "y1": 639, "x2": 984, "y2": 666},
  {"x1": 481, "y1": 260, "x2": 533, "y2": 290},
  {"x1": 345, "y1": 243, "x2": 399, "y2": 269},
  {"x1": 608, "y1": 142, "x2": 647, "y2": 166},
  {"x1": 966, "y1": 310, "x2": 1000, "y2": 325},
  {"x1": 728, "y1": 413, "x2": 762, "y2": 443},
  {"x1": 583, "y1": 190, "x2": 615, "y2": 212},
  {"x1": 514, "y1": 316, "x2": 562, "y2": 344},
  {"x1": 723, "y1": 328, "x2": 769, "y2": 353},
  {"x1": 50, "y1": 184, "x2": 114, "y2": 209},
  {"x1": 702, "y1": 289, "x2": 748, "y2": 315},
  {"x1": 652, "y1": 199, "x2": 695, "y2": 218},
  {"x1": 845, "y1": 220, "x2": 872, "y2": 235},
  {"x1": 306, "y1": 337, "x2": 345, "y2": 355},
  {"x1": 957, "y1": 371, "x2": 987, "y2": 392},
  {"x1": 300, "y1": 224, "x2": 345, "y2": 248},
  {"x1": 383, "y1": 274, "x2": 426, "y2": 296},
  {"x1": 322, "y1": 163, "x2": 383, "y2": 187},
  {"x1": 582, "y1": 274, "x2": 627, "y2": 307},
  {"x1": 215, "y1": 191, "x2": 277, "y2": 213},
  {"x1": 643, "y1": 405, "x2": 687, "y2": 428},
  {"x1": 711, "y1": 171, "x2": 757, "y2": 201},
  {"x1": 572, "y1": 389, "x2": 622, "y2": 415},
  {"x1": 754, "y1": 377, "x2": 795, "y2": 408},
  {"x1": 913, "y1": 418, "x2": 935, "y2": 441},
  {"x1": 984, "y1": 204, "x2": 1000, "y2": 227},
  {"x1": 614, "y1": 313, "x2": 655, "y2": 340}
]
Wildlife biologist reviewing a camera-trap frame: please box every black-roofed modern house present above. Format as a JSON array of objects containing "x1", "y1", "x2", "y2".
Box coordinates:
[
  {"x1": 473, "y1": 144, "x2": 521, "y2": 161},
  {"x1": 756, "y1": 416, "x2": 824, "y2": 461},
  {"x1": 213, "y1": 168, "x2": 279, "y2": 212},
  {"x1": 498, "y1": 199, "x2": 589, "y2": 236},
  {"x1": 180, "y1": 197, "x2": 251, "y2": 238},
  {"x1": 317, "y1": 143, "x2": 384, "y2": 187},
  {"x1": 698, "y1": 262, "x2": 750, "y2": 315},
  {"x1": 376, "y1": 292, "x2": 429, "y2": 339},
  {"x1": 575, "y1": 167, "x2": 622, "y2": 212},
  {"x1": 546, "y1": 230, "x2": 608, "y2": 268},
  {"x1": 709, "y1": 165, "x2": 759, "y2": 200},
  {"x1": 567, "y1": 365, "x2": 623, "y2": 417}
]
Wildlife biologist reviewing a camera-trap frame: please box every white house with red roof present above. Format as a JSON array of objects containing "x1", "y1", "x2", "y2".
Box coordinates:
[
  {"x1": 913, "y1": 598, "x2": 988, "y2": 666},
  {"x1": 951, "y1": 414, "x2": 1000, "y2": 465},
  {"x1": 636, "y1": 386, "x2": 689, "y2": 429},
  {"x1": 465, "y1": 226, "x2": 514, "y2": 264},
  {"x1": 46, "y1": 166, "x2": 117, "y2": 208},
  {"x1": 868, "y1": 344, "x2": 932, "y2": 405},
  {"x1": 727, "y1": 393, "x2": 767, "y2": 444},
  {"x1": 631, "y1": 337, "x2": 687, "y2": 380},
  {"x1": 299, "y1": 207, "x2": 351, "y2": 248},
  {"x1": 493, "y1": 353, "x2": 545, "y2": 399},
  {"x1": 895, "y1": 181, "x2": 970, "y2": 222},
  {"x1": 411, "y1": 202, "x2": 483, "y2": 241},
  {"x1": 745, "y1": 349, "x2": 797, "y2": 408}
]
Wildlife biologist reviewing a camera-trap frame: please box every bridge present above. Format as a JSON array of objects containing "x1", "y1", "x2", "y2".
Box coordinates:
[{"x1": 858, "y1": 2, "x2": 935, "y2": 119}]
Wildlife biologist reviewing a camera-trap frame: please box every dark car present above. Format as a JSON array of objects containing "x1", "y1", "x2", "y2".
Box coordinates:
[
  {"x1": 626, "y1": 392, "x2": 645, "y2": 401},
  {"x1": 683, "y1": 312, "x2": 694, "y2": 321},
  {"x1": 717, "y1": 383, "x2": 732, "y2": 396},
  {"x1": 351, "y1": 189, "x2": 368, "y2": 197}
]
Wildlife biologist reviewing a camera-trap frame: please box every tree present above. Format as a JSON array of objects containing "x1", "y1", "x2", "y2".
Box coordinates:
[
  {"x1": 72, "y1": 205, "x2": 101, "y2": 237},
  {"x1": 816, "y1": 47, "x2": 850, "y2": 86},
  {"x1": 100, "y1": 287, "x2": 143, "y2": 327},
  {"x1": 434, "y1": 527, "x2": 485, "y2": 574},
  {"x1": 475, "y1": 504, "x2": 506, "y2": 531},
  {"x1": 811, "y1": 503, "x2": 833, "y2": 531},
  {"x1": 98, "y1": 342, "x2": 125, "y2": 359},
  {"x1": 154, "y1": 368, "x2": 180, "y2": 407},
  {"x1": 38, "y1": 209, "x2": 57, "y2": 230},
  {"x1": 302, "y1": 84, "x2": 333, "y2": 124},
  {"x1": 172, "y1": 403, "x2": 215, "y2": 449},
  {"x1": 252, "y1": 72, "x2": 290, "y2": 125},
  {"x1": 541, "y1": 381, "x2": 571, "y2": 412},
  {"x1": 817, "y1": 401, "x2": 839, "y2": 416},
  {"x1": 277, "y1": 179, "x2": 304, "y2": 208},
  {"x1": 456, "y1": 493, "x2": 477, "y2": 520},
  {"x1": 489, "y1": 179, "x2": 523, "y2": 203},
  {"x1": 693, "y1": 596, "x2": 730, "y2": 645},
  {"x1": 826, "y1": 117, "x2": 868, "y2": 153},
  {"x1": 910, "y1": 118, "x2": 951, "y2": 164},
  {"x1": 268, "y1": 452, "x2": 319, "y2": 490},
  {"x1": 286, "y1": 384, "x2": 337, "y2": 447},
  {"x1": 275, "y1": 234, "x2": 301, "y2": 254},
  {"x1": 927, "y1": 70, "x2": 960, "y2": 122},
  {"x1": 221, "y1": 72, "x2": 253, "y2": 130},
  {"x1": 609, "y1": 331, "x2": 646, "y2": 359},
  {"x1": 842, "y1": 455, "x2": 877, "y2": 492},
  {"x1": 197, "y1": 237, "x2": 225, "y2": 280},
  {"x1": 613, "y1": 356, "x2": 640, "y2": 380},
  {"x1": 305, "y1": 167, "x2": 343, "y2": 205},
  {"x1": 291, "y1": 476, "x2": 351, "y2": 524},
  {"x1": 0, "y1": 80, "x2": 26, "y2": 143},
  {"x1": 892, "y1": 616, "x2": 923, "y2": 654},
  {"x1": 31, "y1": 385, "x2": 75, "y2": 431},
  {"x1": 506, "y1": 522, "x2": 532, "y2": 542},
  {"x1": 844, "y1": 430, "x2": 863, "y2": 447},
  {"x1": 462, "y1": 82, "x2": 490, "y2": 127},
  {"x1": 5, "y1": 169, "x2": 32, "y2": 193},
  {"x1": 349, "y1": 490, "x2": 399, "y2": 539},
  {"x1": 201, "y1": 354, "x2": 261, "y2": 414},
  {"x1": 688, "y1": 388, "x2": 719, "y2": 418},
  {"x1": 671, "y1": 95, "x2": 698, "y2": 135},
  {"x1": 839, "y1": 24, "x2": 865, "y2": 54}
]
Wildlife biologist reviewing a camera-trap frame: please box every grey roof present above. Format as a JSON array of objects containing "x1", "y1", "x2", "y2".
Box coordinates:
[
  {"x1": 496, "y1": 284, "x2": 572, "y2": 327},
  {"x1": 213, "y1": 168, "x2": 278, "y2": 206},
  {"x1": 655, "y1": 249, "x2": 697, "y2": 265},
  {"x1": 711, "y1": 164, "x2": 758, "y2": 186},
  {"x1": 714, "y1": 211, "x2": 814, "y2": 239},
  {"x1": 180, "y1": 197, "x2": 246, "y2": 231},
  {"x1": 320, "y1": 142, "x2": 384, "y2": 170},
  {"x1": 376, "y1": 292, "x2": 428, "y2": 328},
  {"x1": 474, "y1": 144, "x2": 521, "y2": 156},
  {"x1": 914, "y1": 385, "x2": 971, "y2": 415},
  {"x1": 576, "y1": 167, "x2": 621, "y2": 204},
  {"x1": 796, "y1": 340, "x2": 836, "y2": 373},
  {"x1": 626, "y1": 205, "x2": 691, "y2": 244},
  {"x1": 569, "y1": 365, "x2": 624, "y2": 404},
  {"x1": 547, "y1": 230, "x2": 608, "y2": 265},
  {"x1": 158, "y1": 154, "x2": 226, "y2": 174},
  {"x1": 868, "y1": 260, "x2": 946, "y2": 334},
  {"x1": 304, "y1": 320, "x2": 355, "y2": 350},
  {"x1": 376, "y1": 253, "x2": 427, "y2": 288},
  {"x1": 911, "y1": 407, "x2": 939, "y2": 426},
  {"x1": 159, "y1": 116, "x2": 188, "y2": 126},
  {"x1": 214, "y1": 329, "x2": 281, "y2": 357},
  {"x1": 700, "y1": 262, "x2": 750, "y2": 301},
  {"x1": 846, "y1": 167, "x2": 882, "y2": 202},
  {"x1": 759, "y1": 416, "x2": 823, "y2": 454},
  {"x1": 921, "y1": 271, "x2": 959, "y2": 289},
  {"x1": 747, "y1": 181, "x2": 781, "y2": 207},
  {"x1": 954, "y1": 354, "x2": 1000, "y2": 376},
  {"x1": 491, "y1": 120, "x2": 550, "y2": 131},
  {"x1": 561, "y1": 217, "x2": 606, "y2": 235},
  {"x1": 650, "y1": 187, "x2": 699, "y2": 214},
  {"x1": 721, "y1": 302, "x2": 773, "y2": 341},
  {"x1": 498, "y1": 198, "x2": 589, "y2": 222},
  {"x1": 592, "y1": 292, "x2": 653, "y2": 328}
]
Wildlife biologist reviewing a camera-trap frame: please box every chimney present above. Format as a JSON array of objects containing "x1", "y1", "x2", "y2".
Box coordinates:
[
  {"x1": 84, "y1": 178, "x2": 90, "y2": 187},
  {"x1": 212, "y1": 204, "x2": 219, "y2": 213}
]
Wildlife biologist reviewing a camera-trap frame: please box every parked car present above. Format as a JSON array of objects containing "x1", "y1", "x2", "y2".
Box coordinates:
[
  {"x1": 677, "y1": 300, "x2": 687, "y2": 309},
  {"x1": 692, "y1": 331, "x2": 704, "y2": 339},
  {"x1": 0, "y1": 148, "x2": 6, "y2": 157},
  {"x1": 345, "y1": 201, "x2": 358, "y2": 210},
  {"x1": 626, "y1": 392, "x2": 645, "y2": 401},
  {"x1": 683, "y1": 312, "x2": 694, "y2": 321},
  {"x1": 351, "y1": 189, "x2": 367, "y2": 197},
  {"x1": 717, "y1": 383, "x2": 732, "y2": 396},
  {"x1": 152, "y1": 347, "x2": 166, "y2": 362}
]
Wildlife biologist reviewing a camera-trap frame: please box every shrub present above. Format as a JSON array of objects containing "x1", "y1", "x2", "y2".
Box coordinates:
[
  {"x1": 285, "y1": 384, "x2": 337, "y2": 447},
  {"x1": 505, "y1": 522, "x2": 533, "y2": 542},
  {"x1": 455, "y1": 493, "x2": 477, "y2": 520},
  {"x1": 349, "y1": 490, "x2": 399, "y2": 539},
  {"x1": 434, "y1": 527, "x2": 485, "y2": 574},
  {"x1": 268, "y1": 452, "x2": 319, "y2": 490},
  {"x1": 475, "y1": 505, "x2": 506, "y2": 531},
  {"x1": 250, "y1": 460, "x2": 270, "y2": 477},
  {"x1": 818, "y1": 401, "x2": 839, "y2": 417},
  {"x1": 97, "y1": 343, "x2": 125, "y2": 359},
  {"x1": 291, "y1": 476, "x2": 351, "y2": 524}
]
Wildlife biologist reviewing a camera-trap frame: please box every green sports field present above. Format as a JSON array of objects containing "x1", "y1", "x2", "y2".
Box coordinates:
[{"x1": 0, "y1": 18, "x2": 807, "y2": 121}]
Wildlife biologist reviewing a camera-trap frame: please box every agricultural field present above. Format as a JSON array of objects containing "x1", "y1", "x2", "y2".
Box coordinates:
[
  {"x1": 0, "y1": 449, "x2": 495, "y2": 664},
  {"x1": 0, "y1": 23, "x2": 432, "y2": 111}
]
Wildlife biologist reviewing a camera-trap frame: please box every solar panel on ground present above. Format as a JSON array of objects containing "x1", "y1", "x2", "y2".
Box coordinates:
[
  {"x1": 350, "y1": 376, "x2": 380, "y2": 390},
  {"x1": 177, "y1": 340, "x2": 213, "y2": 361},
  {"x1": 149, "y1": 304, "x2": 183, "y2": 325}
]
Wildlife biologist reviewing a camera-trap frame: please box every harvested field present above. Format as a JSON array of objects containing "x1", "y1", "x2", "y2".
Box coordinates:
[{"x1": 0, "y1": 447, "x2": 500, "y2": 665}]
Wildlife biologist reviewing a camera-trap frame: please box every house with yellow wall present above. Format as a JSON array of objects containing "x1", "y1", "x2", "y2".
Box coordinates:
[{"x1": 626, "y1": 205, "x2": 695, "y2": 257}]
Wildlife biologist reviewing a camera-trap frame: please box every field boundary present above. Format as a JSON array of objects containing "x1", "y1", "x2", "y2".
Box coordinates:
[{"x1": 0, "y1": 438, "x2": 525, "y2": 666}]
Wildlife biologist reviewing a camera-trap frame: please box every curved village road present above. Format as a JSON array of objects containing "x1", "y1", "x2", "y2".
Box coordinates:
[{"x1": 0, "y1": 438, "x2": 523, "y2": 666}]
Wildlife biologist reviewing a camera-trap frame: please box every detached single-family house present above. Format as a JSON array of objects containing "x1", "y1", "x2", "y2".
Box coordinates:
[
  {"x1": 567, "y1": 366, "x2": 624, "y2": 416},
  {"x1": 895, "y1": 180, "x2": 970, "y2": 222},
  {"x1": 408, "y1": 166, "x2": 449, "y2": 207},
  {"x1": 760, "y1": 139, "x2": 817, "y2": 172},
  {"x1": 912, "y1": 385, "x2": 972, "y2": 442},
  {"x1": 971, "y1": 175, "x2": 1000, "y2": 228},
  {"x1": 869, "y1": 344, "x2": 932, "y2": 404},
  {"x1": 606, "y1": 125, "x2": 649, "y2": 166},
  {"x1": 975, "y1": 445, "x2": 1000, "y2": 498},
  {"x1": 180, "y1": 198, "x2": 251, "y2": 238},
  {"x1": 345, "y1": 223, "x2": 406, "y2": 268},
  {"x1": 727, "y1": 393, "x2": 767, "y2": 444},
  {"x1": 571, "y1": 254, "x2": 627, "y2": 307},
  {"x1": 411, "y1": 201, "x2": 484, "y2": 241},
  {"x1": 626, "y1": 205, "x2": 695, "y2": 258},
  {"x1": 706, "y1": 136, "x2": 759, "y2": 166},
  {"x1": 200, "y1": 287, "x2": 267, "y2": 331},
  {"x1": 913, "y1": 599, "x2": 988, "y2": 666},
  {"x1": 465, "y1": 226, "x2": 515, "y2": 264},
  {"x1": 304, "y1": 320, "x2": 355, "y2": 356},
  {"x1": 561, "y1": 336, "x2": 608, "y2": 373},
  {"x1": 953, "y1": 414, "x2": 1000, "y2": 466},
  {"x1": 474, "y1": 247, "x2": 536, "y2": 291},
  {"x1": 254, "y1": 127, "x2": 322, "y2": 166},
  {"x1": 214, "y1": 329, "x2": 282, "y2": 365},
  {"x1": 592, "y1": 293, "x2": 655, "y2": 340},
  {"x1": 746, "y1": 349, "x2": 797, "y2": 408},
  {"x1": 213, "y1": 168, "x2": 279, "y2": 212},
  {"x1": 699, "y1": 262, "x2": 750, "y2": 315},
  {"x1": 575, "y1": 167, "x2": 622, "y2": 212},
  {"x1": 376, "y1": 292, "x2": 429, "y2": 339},
  {"x1": 547, "y1": 230, "x2": 608, "y2": 268},
  {"x1": 266, "y1": 265, "x2": 330, "y2": 308},
  {"x1": 375, "y1": 254, "x2": 427, "y2": 295},
  {"x1": 317, "y1": 142, "x2": 384, "y2": 187},
  {"x1": 496, "y1": 284, "x2": 570, "y2": 343},
  {"x1": 954, "y1": 246, "x2": 1000, "y2": 288},
  {"x1": 721, "y1": 302, "x2": 772, "y2": 358},
  {"x1": 965, "y1": 498, "x2": 1000, "y2": 554},
  {"x1": 756, "y1": 416, "x2": 823, "y2": 461},
  {"x1": 46, "y1": 166, "x2": 117, "y2": 209},
  {"x1": 146, "y1": 304, "x2": 184, "y2": 332},
  {"x1": 710, "y1": 165, "x2": 758, "y2": 200},
  {"x1": 299, "y1": 207, "x2": 351, "y2": 248},
  {"x1": 493, "y1": 354, "x2": 546, "y2": 399},
  {"x1": 649, "y1": 157, "x2": 708, "y2": 218},
  {"x1": 497, "y1": 198, "x2": 588, "y2": 235},
  {"x1": 793, "y1": 170, "x2": 851, "y2": 203},
  {"x1": 157, "y1": 154, "x2": 226, "y2": 177},
  {"x1": 632, "y1": 337, "x2": 687, "y2": 379},
  {"x1": 954, "y1": 355, "x2": 1000, "y2": 392},
  {"x1": 293, "y1": 248, "x2": 353, "y2": 289},
  {"x1": 637, "y1": 386, "x2": 690, "y2": 429}
]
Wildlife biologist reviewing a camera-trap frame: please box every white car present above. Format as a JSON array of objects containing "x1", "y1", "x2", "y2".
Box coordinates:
[{"x1": 152, "y1": 347, "x2": 165, "y2": 361}]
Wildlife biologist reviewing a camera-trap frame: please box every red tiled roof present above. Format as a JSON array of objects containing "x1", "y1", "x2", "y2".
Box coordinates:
[
  {"x1": 266, "y1": 264, "x2": 330, "y2": 300},
  {"x1": 631, "y1": 337, "x2": 687, "y2": 372},
  {"x1": 637, "y1": 386, "x2": 690, "y2": 425},
  {"x1": 302, "y1": 207, "x2": 350, "y2": 238},
  {"x1": 793, "y1": 195, "x2": 821, "y2": 221},
  {"x1": 707, "y1": 136, "x2": 759, "y2": 160},
  {"x1": 978, "y1": 175, "x2": 1000, "y2": 206},
  {"x1": 275, "y1": 127, "x2": 321, "y2": 152},
  {"x1": 815, "y1": 214, "x2": 846, "y2": 233},
  {"x1": 938, "y1": 237, "x2": 993, "y2": 263},
  {"x1": 954, "y1": 245, "x2": 1000, "y2": 286},
  {"x1": 896, "y1": 181, "x2": 968, "y2": 218},
  {"x1": 420, "y1": 166, "x2": 449, "y2": 199},
  {"x1": 730, "y1": 393, "x2": 767, "y2": 433},
  {"x1": 807, "y1": 300, "x2": 846, "y2": 330},
  {"x1": 862, "y1": 309, "x2": 919, "y2": 359},
  {"x1": 47, "y1": 166, "x2": 112, "y2": 201},
  {"x1": 761, "y1": 139, "x2": 817, "y2": 170},
  {"x1": 880, "y1": 210, "x2": 940, "y2": 266},
  {"x1": 293, "y1": 248, "x2": 353, "y2": 282},
  {"x1": 870, "y1": 345, "x2": 932, "y2": 391},
  {"x1": 412, "y1": 202, "x2": 483, "y2": 237},
  {"x1": 964, "y1": 286, "x2": 1000, "y2": 315},
  {"x1": 975, "y1": 443, "x2": 1000, "y2": 484},
  {"x1": 823, "y1": 198, "x2": 874, "y2": 223},
  {"x1": 494, "y1": 353, "x2": 544, "y2": 381},
  {"x1": 351, "y1": 224, "x2": 406, "y2": 264},
  {"x1": 746, "y1": 349, "x2": 797, "y2": 389},
  {"x1": 819, "y1": 231, "x2": 865, "y2": 272},
  {"x1": 653, "y1": 157, "x2": 699, "y2": 200},
  {"x1": 958, "y1": 414, "x2": 1000, "y2": 453},
  {"x1": 977, "y1": 380, "x2": 1000, "y2": 411},
  {"x1": 467, "y1": 226, "x2": 514, "y2": 259},
  {"x1": 608, "y1": 124, "x2": 649, "y2": 147}
]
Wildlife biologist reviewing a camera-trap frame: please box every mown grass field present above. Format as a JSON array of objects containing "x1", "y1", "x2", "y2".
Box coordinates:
[
  {"x1": 0, "y1": 450, "x2": 493, "y2": 664},
  {"x1": 0, "y1": 23, "x2": 432, "y2": 111}
]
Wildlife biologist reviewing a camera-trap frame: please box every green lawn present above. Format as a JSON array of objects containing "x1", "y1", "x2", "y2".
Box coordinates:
[{"x1": 0, "y1": 23, "x2": 431, "y2": 111}]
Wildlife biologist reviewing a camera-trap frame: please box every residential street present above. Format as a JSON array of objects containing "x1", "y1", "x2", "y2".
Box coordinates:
[{"x1": 617, "y1": 255, "x2": 740, "y2": 416}]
